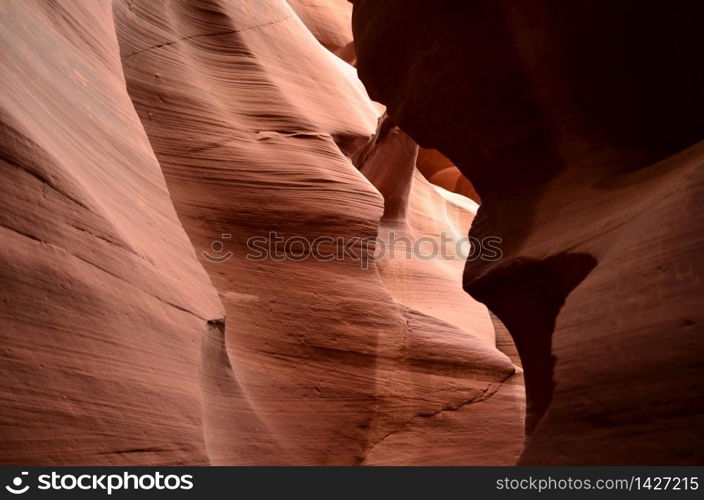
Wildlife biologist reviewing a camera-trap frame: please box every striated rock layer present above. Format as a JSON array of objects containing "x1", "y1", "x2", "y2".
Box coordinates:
[
  {"x1": 287, "y1": 0, "x2": 357, "y2": 63},
  {"x1": 358, "y1": 119, "x2": 523, "y2": 464},
  {"x1": 114, "y1": 0, "x2": 523, "y2": 465},
  {"x1": 416, "y1": 148, "x2": 480, "y2": 203},
  {"x1": 0, "y1": 0, "x2": 525, "y2": 465},
  {"x1": 353, "y1": 0, "x2": 704, "y2": 464},
  {"x1": 0, "y1": 0, "x2": 223, "y2": 464}
]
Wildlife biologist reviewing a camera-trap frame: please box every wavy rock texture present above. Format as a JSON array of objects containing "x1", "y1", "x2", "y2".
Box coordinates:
[
  {"x1": 358, "y1": 120, "x2": 523, "y2": 464},
  {"x1": 0, "y1": 0, "x2": 223, "y2": 464},
  {"x1": 0, "y1": 0, "x2": 525, "y2": 466},
  {"x1": 113, "y1": 0, "x2": 523, "y2": 465},
  {"x1": 287, "y1": 0, "x2": 356, "y2": 63},
  {"x1": 353, "y1": 0, "x2": 704, "y2": 464},
  {"x1": 416, "y1": 148, "x2": 480, "y2": 203}
]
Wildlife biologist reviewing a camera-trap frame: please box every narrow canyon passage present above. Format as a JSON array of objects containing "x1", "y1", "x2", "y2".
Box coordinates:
[
  {"x1": 1, "y1": 0, "x2": 701, "y2": 467},
  {"x1": 353, "y1": 0, "x2": 704, "y2": 464},
  {"x1": 0, "y1": 0, "x2": 525, "y2": 465},
  {"x1": 115, "y1": 0, "x2": 525, "y2": 465}
]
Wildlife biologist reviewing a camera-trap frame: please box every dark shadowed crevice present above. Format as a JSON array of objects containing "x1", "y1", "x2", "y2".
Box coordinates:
[{"x1": 466, "y1": 253, "x2": 597, "y2": 434}]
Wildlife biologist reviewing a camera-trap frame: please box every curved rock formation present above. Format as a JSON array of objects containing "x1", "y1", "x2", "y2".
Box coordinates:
[
  {"x1": 1, "y1": 0, "x2": 523, "y2": 466},
  {"x1": 416, "y1": 148, "x2": 480, "y2": 203},
  {"x1": 0, "y1": 0, "x2": 223, "y2": 464},
  {"x1": 113, "y1": 0, "x2": 523, "y2": 465},
  {"x1": 8, "y1": 0, "x2": 701, "y2": 468},
  {"x1": 0, "y1": 0, "x2": 527, "y2": 465},
  {"x1": 359, "y1": 119, "x2": 523, "y2": 464},
  {"x1": 353, "y1": 0, "x2": 704, "y2": 464},
  {"x1": 287, "y1": 0, "x2": 356, "y2": 63}
]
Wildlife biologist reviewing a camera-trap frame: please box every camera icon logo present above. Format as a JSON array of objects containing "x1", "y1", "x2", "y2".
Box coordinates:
[
  {"x1": 202, "y1": 234, "x2": 233, "y2": 263},
  {"x1": 5, "y1": 471, "x2": 29, "y2": 494}
]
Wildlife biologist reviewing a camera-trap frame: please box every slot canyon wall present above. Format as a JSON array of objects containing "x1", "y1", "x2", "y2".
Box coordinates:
[
  {"x1": 1, "y1": 0, "x2": 525, "y2": 465},
  {"x1": 352, "y1": 0, "x2": 704, "y2": 464},
  {"x1": 0, "y1": 0, "x2": 223, "y2": 464},
  {"x1": 1, "y1": 0, "x2": 701, "y2": 466}
]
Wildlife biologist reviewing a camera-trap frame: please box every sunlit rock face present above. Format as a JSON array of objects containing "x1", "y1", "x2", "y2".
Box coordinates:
[
  {"x1": 0, "y1": 0, "x2": 223, "y2": 465},
  {"x1": 287, "y1": 0, "x2": 357, "y2": 63},
  {"x1": 416, "y1": 148, "x2": 480, "y2": 203},
  {"x1": 0, "y1": 0, "x2": 524, "y2": 465},
  {"x1": 115, "y1": 0, "x2": 523, "y2": 465},
  {"x1": 353, "y1": 0, "x2": 704, "y2": 464}
]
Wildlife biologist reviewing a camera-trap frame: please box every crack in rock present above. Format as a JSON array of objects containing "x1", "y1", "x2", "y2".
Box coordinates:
[{"x1": 359, "y1": 371, "x2": 516, "y2": 464}]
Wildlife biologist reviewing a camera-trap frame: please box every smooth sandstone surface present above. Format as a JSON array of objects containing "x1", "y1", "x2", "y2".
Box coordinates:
[
  {"x1": 7, "y1": 0, "x2": 701, "y2": 467},
  {"x1": 0, "y1": 0, "x2": 223, "y2": 464},
  {"x1": 416, "y1": 148, "x2": 480, "y2": 203},
  {"x1": 287, "y1": 0, "x2": 356, "y2": 63},
  {"x1": 115, "y1": 0, "x2": 523, "y2": 465},
  {"x1": 359, "y1": 121, "x2": 523, "y2": 464},
  {"x1": 353, "y1": 0, "x2": 704, "y2": 464},
  {"x1": 0, "y1": 0, "x2": 525, "y2": 465}
]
